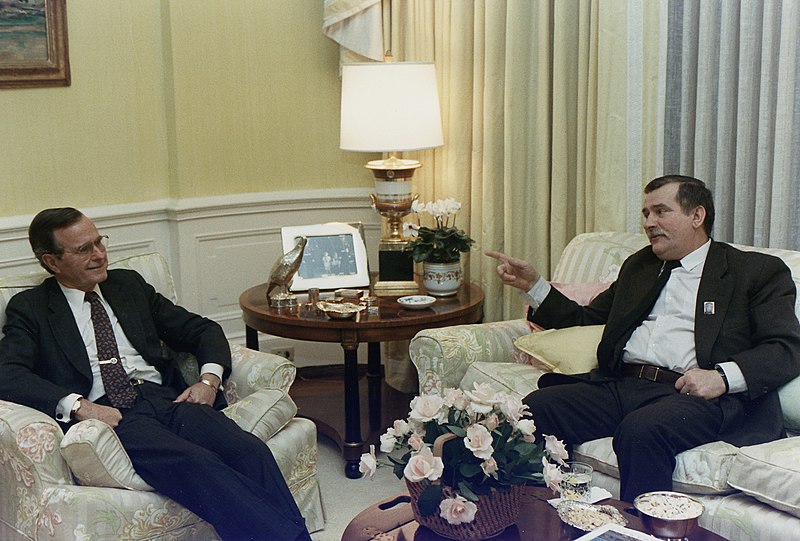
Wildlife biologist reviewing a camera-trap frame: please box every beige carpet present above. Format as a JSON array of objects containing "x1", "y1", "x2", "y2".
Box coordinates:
[{"x1": 311, "y1": 435, "x2": 406, "y2": 541}]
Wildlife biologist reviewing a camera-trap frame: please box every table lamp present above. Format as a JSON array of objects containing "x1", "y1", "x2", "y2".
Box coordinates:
[{"x1": 340, "y1": 61, "x2": 444, "y2": 294}]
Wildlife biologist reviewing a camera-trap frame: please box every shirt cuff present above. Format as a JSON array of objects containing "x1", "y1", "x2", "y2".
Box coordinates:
[
  {"x1": 199, "y1": 363, "x2": 225, "y2": 389},
  {"x1": 55, "y1": 393, "x2": 82, "y2": 423},
  {"x1": 716, "y1": 362, "x2": 746, "y2": 394},
  {"x1": 520, "y1": 277, "x2": 551, "y2": 313}
]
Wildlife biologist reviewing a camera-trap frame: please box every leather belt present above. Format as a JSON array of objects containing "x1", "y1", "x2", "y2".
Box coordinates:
[{"x1": 621, "y1": 363, "x2": 682, "y2": 385}]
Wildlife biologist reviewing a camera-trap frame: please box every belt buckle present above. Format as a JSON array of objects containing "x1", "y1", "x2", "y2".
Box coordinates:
[{"x1": 638, "y1": 365, "x2": 659, "y2": 382}]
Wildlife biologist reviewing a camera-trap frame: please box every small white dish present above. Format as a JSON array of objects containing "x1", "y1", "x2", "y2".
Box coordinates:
[{"x1": 397, "y1": 295, "x2": 436, "y2": 310}]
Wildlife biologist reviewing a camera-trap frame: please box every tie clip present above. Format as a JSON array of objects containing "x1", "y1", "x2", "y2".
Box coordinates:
[{"x1": 98, "y1": 357, "x2": 119, "y2": 365}]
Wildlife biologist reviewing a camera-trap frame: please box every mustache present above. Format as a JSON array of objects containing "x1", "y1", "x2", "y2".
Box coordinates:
[{"x1": 647, "y1": 227, "x2": 668, "y2": 238}]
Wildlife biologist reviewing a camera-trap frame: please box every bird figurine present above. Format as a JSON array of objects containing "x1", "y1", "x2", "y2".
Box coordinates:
[{"x1": 267, "y1": 236, "x2": 307, "y2": 307}]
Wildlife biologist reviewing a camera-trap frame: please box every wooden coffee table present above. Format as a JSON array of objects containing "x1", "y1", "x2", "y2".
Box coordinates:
[
  {"x1": 341, "y1": 486, "x2": 728, "y2": 540},
  {"x1": 239, "y1": 282, "x2": 484, "y2": 478}
]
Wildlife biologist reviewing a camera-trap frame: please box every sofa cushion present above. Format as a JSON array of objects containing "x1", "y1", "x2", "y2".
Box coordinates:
[
  {"x1": 574, "y1": 437, "x2": 739, "y2": 495},
  {"x1": 778, "y1": 375, "x2": 800, "y2": 434},
  {"x1": 223, "y1": 389, "x2": 297, "y2": 443},
  {"x1": 60, "y1": 391, "x2": 296, "y2": 490},
  {"x1": 514, "y1": 325, "x2": 603, "y2": 373},
  {"x1": 460, "y1": 362, "x2": 544, "y2": 398},
  {"x1": 60, "y1": 419, "x2": 154, "y2": 491},
  {"x1": 727, "y1": 436, "x2": 800, "y2": 518}
]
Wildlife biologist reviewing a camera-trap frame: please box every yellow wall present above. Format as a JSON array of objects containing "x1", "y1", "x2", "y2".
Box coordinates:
[{"x1": 0, "y1": 0, "x2": 372, "y2": 216}]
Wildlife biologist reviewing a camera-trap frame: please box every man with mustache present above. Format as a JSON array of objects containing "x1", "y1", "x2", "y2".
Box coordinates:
[
  {"x1": 487, "y1": 175, "x2": 800, "y2": 501},
  {"x1": 0, "y1": 208, "x2": 311, "y2": 540}
]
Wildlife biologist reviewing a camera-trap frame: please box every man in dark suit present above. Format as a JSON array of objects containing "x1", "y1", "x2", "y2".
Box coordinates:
[
  {"x1": 488, "y1": 175, "x2": 800, "y2": 501},
  {"x1": 0, "y1": 208, "x2": 311, "y2": 541}
]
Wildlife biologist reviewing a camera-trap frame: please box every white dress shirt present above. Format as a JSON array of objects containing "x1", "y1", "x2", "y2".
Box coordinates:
[
  {"x1": 525, "y1": 240, "x2": 745, "y2": 393},
  {"x1": 55, "y1": 284, "x2": 224, "y2": 421}
]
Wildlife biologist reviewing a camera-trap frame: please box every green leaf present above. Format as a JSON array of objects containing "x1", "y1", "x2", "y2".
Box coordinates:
[
  {"x1": 418, "y1": 484, "x2": 443, "y2": 516},
  {"x1": 457, "y1": 481, "x2": 480, "y2": 502}
]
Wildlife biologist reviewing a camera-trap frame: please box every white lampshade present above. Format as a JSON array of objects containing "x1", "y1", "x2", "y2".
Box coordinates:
[{"x1": 340, "y1": 62, "x2": 444, "y2": 153}]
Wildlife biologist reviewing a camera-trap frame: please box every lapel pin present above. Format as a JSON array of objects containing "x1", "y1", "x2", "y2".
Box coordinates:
[{"x1": 703, "y1": 301, "x2": 715, "y2": 315}]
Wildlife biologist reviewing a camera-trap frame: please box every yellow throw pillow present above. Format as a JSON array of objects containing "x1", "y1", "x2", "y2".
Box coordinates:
[{"x1": 513, "y1": 325, "x2": 604, "y2": 374}]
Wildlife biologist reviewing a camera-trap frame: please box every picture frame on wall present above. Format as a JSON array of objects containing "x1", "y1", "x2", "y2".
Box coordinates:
[
  {"x1": 281, "y1": 222, "x2": 370, "y2": 292},
  {"x1": 0, "y1": 0, "x2": 70, "y2": 89}
]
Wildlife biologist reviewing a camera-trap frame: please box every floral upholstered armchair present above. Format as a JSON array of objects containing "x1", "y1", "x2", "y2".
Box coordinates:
[{"x1": 0, "y1": 253, "x2": 323, "y2": 541}]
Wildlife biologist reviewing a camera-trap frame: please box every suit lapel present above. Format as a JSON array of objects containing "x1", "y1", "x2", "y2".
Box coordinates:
[
  {"x1": 45, "y1": 280, "x2": 93, "y2": 381},
  {"x1": 695, "y1": 242, "x2": 732, "y2": 367}
]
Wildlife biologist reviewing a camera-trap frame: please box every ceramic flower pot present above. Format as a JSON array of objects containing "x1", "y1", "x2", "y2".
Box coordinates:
[{"x1": 422, "y1": 261, "x2": 462, "y2": 297}]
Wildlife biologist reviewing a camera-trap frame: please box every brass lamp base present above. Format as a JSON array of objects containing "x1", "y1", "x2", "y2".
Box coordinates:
[{"x1": 373, "y1": 242, "x2": 418, "y2": 296}]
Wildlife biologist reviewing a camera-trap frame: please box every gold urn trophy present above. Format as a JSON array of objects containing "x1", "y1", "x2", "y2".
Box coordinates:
[{"x1": 368, "y1": 158, "x2": 419, "y2": 296}]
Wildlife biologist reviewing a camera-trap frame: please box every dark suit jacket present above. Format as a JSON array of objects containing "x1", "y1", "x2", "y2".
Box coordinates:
[
  {"x1": 531, "y1": 241, "x2": 800, "y2": 446},
  {"x1": 0, "y1": 269, "x2": 231, "y2": 419}
]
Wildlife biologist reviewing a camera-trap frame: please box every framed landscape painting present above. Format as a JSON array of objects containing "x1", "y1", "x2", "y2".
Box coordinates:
[{"x1": 0, "y1": 0, "x2": 69, "y2": 89}]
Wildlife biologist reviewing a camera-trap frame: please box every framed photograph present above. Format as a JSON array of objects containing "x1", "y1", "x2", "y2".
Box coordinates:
[
  {"x1": 0, "y1": 0, "x2": 70, "y2": 89},
  {"x1": 281, "y1": 222, "x2": 370, "y2": 292}
]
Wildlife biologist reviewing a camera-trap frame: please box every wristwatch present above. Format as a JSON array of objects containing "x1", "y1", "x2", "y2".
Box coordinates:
[{"x1": 715, "y1": 366, "x2": 729, "y2": 393}]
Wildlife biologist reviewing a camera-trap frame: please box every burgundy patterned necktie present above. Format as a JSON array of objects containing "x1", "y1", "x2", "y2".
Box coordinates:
[{"x1": 85, "y1": 291, "x2": 138, "y2": 408}]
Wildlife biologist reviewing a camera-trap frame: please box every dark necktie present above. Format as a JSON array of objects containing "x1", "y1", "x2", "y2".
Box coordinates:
[
  {"x1": 85, "y1": 291, "x2": 138, "y2": 408},
  {"x1": 598, "y1": 259, "x2": 681, "y2": 372}
]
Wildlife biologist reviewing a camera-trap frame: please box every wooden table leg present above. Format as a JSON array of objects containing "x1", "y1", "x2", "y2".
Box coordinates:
[
  {"x1": 245, "y1": 325, "x2": 259, "y2": 350},
  {"x1": 342, "y1": 345, "x2": 363, "y2": 478},
  {"x1": 367, "y1": 342, "x2": 382, "y2": 432}
]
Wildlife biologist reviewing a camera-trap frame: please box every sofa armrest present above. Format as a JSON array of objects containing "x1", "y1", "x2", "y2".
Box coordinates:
[
  {"x1": 0, "y1": 400, "x2": 73, "y2": 538},
  {"x1": 225, "y1": 343, "x2": 297, "y2": 404},
  {"x1": 409, "y1": 319, "x2": 532, "y2": 394}
]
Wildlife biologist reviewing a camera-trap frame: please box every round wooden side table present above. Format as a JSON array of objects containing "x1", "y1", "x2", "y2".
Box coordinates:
[{"x1": 239, "y1": 282, "x2": 484, "y2": 477}]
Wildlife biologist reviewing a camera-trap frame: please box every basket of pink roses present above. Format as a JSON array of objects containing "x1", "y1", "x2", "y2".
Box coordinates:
[{"x1": 360, "y1": 383, "x2": 570, "y2": 540}]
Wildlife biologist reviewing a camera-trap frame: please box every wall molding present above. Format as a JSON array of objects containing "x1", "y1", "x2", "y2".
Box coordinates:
[{"x1": 0, "y1": 188, "x2": 382, "y2": 366}]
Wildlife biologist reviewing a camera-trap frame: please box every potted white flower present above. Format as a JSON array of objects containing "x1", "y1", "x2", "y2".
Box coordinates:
[{"x1": 405, "y1": 198, "x2": 475, "y2": 296}]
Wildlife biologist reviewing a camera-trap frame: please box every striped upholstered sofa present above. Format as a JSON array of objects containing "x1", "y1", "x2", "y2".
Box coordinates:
[
  {"x1": 409, "y1": 232, "x2": 800, "y2": 541},
  {"x1": 0, "y1": 252, "x2": 323, "y2": 541}
]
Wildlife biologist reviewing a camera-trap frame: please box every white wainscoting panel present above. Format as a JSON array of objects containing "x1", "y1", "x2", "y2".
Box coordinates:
[{"x1": 0, "y1": 190, "x2": 383, "y2": 367}]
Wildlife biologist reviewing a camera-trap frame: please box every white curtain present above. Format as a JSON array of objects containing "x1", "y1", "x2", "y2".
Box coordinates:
[
  {"x1": 658, "y1": 0, "x2": 800, "y2": 249},
  {"x1": 393, "y1": 0, "x2": 658, "y2": 322}
]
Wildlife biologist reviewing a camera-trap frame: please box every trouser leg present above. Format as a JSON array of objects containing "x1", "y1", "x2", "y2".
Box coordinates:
[
  {"x1": 115, "y1": 387, "x2": 309, "y2": 541},
  {"x1": 525, "y1": 378, "x2": 723, "y2": 502},
  {"x1": 614, "y1": 391, "x2": 722, "y2": 501},
  {"x1": 523, "y1": 381, "x2": 624, "y2": 445}
]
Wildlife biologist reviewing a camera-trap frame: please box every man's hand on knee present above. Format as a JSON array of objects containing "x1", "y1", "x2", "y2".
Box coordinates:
[
  {"x1": 174, "y1": 381, "x2": 217, "y2": 406},
  {"x1": 676, "y1": 368, "x2": 726, "y2": 399}
]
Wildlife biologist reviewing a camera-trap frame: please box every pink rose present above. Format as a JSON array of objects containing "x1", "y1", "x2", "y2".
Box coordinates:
[
  {"x1": 393, "y1": 419, "x2": 411, "y2": 436},
  {"x1": 359, "y1": 445, "x2": 377, "y2": 479},
  {"x1": 498, "y1": 394, "x2": 528, "y2": 422},
  {"x1": 482, "y1": 413, "x2": 500, "y2": 431},
  {"x1": 542, "y1": 456, "x2": 563, "y2": 492},
  {"x1": 464, "y1": 382, "x2": 499, "y2": 414},
  {"x1": 464, "y1": 424, "x2": 494, "y2": 460},
  {"x1": 544, "y1": 434, "x2": 569, "y2": 466},
  {"x1": 408, "y1": 432, "x2": 424, "y2": 452},
  {"x1": 515, "y1": 419, "x2": 537, "y2": 442},
  {"x1": 409, "y1": 394, "x2": 447, "y2": 423},
  {"x1": 404, "y1": 446, "x2": 444, "y2": 482},
  {"x1": 443, "y1": 388, "x2": 469, "y2": 410},
  {"x1": 439, "y1": 495, "x2": 478, "y2": 525},
  {"x1": 481, "y1": 456, "x2": 498, "y2": 476},
  {"x1": 379, "y1": 432, "x2": 397, "y2": 453}
]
